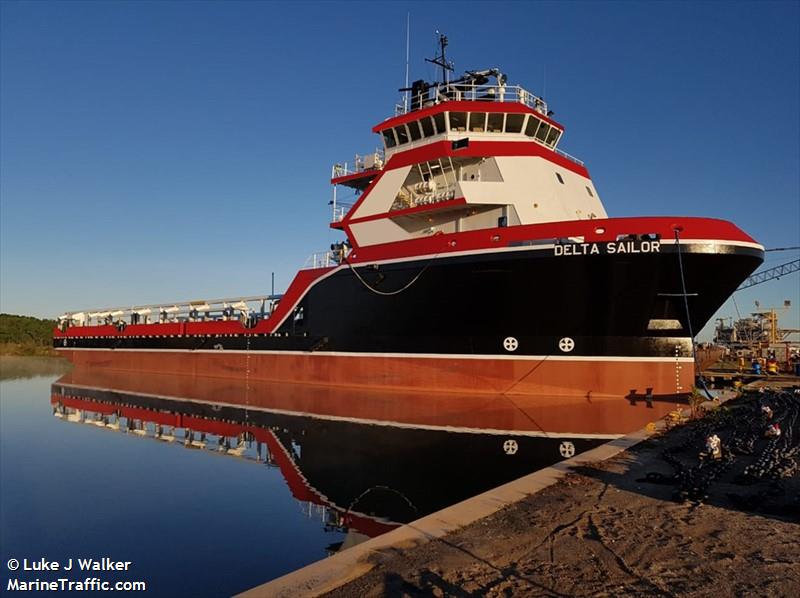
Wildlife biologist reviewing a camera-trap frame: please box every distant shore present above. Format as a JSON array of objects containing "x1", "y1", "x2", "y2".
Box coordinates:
[{"x1": 0, "y1": 314, "x2": 58, "y2": 357}]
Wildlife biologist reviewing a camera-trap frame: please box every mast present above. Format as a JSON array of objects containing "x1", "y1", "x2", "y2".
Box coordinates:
[{"x1": 425, "y1": 31, "x2": 453, "y2": 85}]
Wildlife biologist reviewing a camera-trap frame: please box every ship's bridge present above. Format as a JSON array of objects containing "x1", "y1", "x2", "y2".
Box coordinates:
[
  {"x1": 377, "y1": 76, "x2": 569, "y2": 159},
  {"x1": 329, "y1": 67, "x2": 606, "y2": 248}
]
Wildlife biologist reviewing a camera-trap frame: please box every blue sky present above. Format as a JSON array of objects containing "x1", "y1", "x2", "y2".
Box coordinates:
[{"x1": 1, "y1": 1, "x2": 798, "y2": 339}]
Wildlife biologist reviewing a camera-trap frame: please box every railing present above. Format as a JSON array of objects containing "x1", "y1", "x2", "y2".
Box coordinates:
[
  {"x1": 330, "y1": 203, "x2": 352, "y2": 223},
  {"x1": 393, "y1": 182, "x2": 458, "y2": 211},
  {"x1": 302, "y1": 250, "x2": 340, "y2": 270},
  {"x1": 59, "y1": 294, "x2": 284, "y2": 327},
  {"x1": 396, "y1": 83, "x2": 549, "y2": 116},
  {"x1": 332, "y1": 150, "x2": 385, "y2": 179},
  {"x1": 554, "y1": 147, "x2": 585, "y2": 166}
]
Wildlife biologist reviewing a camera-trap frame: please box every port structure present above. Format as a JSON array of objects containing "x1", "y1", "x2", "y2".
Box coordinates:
[{"x1": 737, "y1": 258, "x2": 800, "y2": 290}]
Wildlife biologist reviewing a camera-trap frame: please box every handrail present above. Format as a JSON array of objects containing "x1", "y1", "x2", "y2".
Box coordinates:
[
  {"x1": 302, "y1": 250, "x2": 342, "y2": 270},
  {"x1": 396, "y1": 83, "x2": 549, "y2": 116},
  {"x1": 59, "y1": 294, "x2": 284, "y2": 326},
  {"x1": 554, "y1": 148, "x2": 585, "y2": 166},
  {"x1": 332, "y1": 150, "x2": 385, "y2": 179}
]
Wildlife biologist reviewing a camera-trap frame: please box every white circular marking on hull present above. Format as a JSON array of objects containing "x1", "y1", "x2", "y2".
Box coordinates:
[
  {"x1": 503, "y1": 336, "x2": 519, "y2": 352},
  {"x1": 558, "y1": 337, "x2": 575, "y2": 352},
  {"x1": 559, "y1": 441, "x2": 575, "y2": 458}
]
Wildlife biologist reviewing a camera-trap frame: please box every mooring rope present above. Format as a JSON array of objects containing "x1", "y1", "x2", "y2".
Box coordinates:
[
  {"x1": 674, "y1": 228, "x2": 714, "y2": 399},
  {"x1": 344, "y1": 253, "x2": 439, "y2": 297}
]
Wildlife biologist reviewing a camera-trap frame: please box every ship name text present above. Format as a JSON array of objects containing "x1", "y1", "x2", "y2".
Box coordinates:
[{"x1": 554, "y1": 240, "x2": 660, "y2": 257}]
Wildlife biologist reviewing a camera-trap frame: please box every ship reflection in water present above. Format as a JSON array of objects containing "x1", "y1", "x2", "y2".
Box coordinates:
[{"x1": 51, "y1": 369, "x2": 681, "y2": 550}]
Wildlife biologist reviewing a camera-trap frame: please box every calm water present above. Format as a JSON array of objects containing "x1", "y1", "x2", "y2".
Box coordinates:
[{"x1": 0, "y1": 357, "x2": 625, "y2": 596}]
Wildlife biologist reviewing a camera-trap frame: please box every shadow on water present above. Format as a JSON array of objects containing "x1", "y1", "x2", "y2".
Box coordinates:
[{"x1": 570, "y1": 389, "x2": 800, "y2": 524}]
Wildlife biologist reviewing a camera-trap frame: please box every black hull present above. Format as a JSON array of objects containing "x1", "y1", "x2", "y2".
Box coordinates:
[{"x1": 57, "y1": 243, "x2": 762, "y2": 359}]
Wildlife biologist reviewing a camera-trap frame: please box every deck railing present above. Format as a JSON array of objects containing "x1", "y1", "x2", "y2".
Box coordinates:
[
  {"x1": 59, "y1": 294, "x2": 284, "y2": 327},
  {"x1": 332, "y1": 150, "x2": 385, "y2": 179},
  {"x1": 554, "y1": 147, "x2": 585, "y2": 166},
  {"x1": 302, "y1": 250, "x2": 341, "y2": 270},
  {"x1": 395, "y1": 83, "x2": 549, "y2": 116}
]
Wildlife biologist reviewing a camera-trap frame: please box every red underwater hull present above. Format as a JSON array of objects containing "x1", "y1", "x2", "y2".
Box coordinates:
[{"x1": 57, "y1": 348, "x2": 695, "y2": 401}]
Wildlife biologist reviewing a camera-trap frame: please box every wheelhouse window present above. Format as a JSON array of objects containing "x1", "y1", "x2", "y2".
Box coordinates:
[
  {"x1": 382, "y1": 129, "x2": 397, "y2": 148},
  {"x1": 449, "y1": 112, "x2": 467, "y2": 132},
  {"x1": 505, "y1": 113, "x2": 525, "y2": 133},
  {"x1": 487, "y1": 113, "x2": 504, "y2": 133},
  {"x1": 408, "y1": 121, "x2": 423, "y2": 142},
  {"x1": 555, "y1": 172, "x2": 565, "y2": 184},
  {"x1": 545, "y1": 127, "x2": 561, "y2": 147},
  {"x1": 433, "y1": 112, "x2": 446, "y2": 134},
  {"x1": 535, "y1": 122, "x2": 551, "y2": 142},
  {"x1": 468, "y1": 112, "x2": 487, "y2": 132},
  {"x1": 420, "y1": 116, "x2": 435, "y2": 137},
  {"x1": 524, "y1": 116, "x2": 541, "y2": 138},
  {"x1": 394, "y1": 124, "x2": 410, "y2": 145}
]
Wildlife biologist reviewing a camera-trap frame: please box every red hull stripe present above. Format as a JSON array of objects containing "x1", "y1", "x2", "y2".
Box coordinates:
[
  {"x1": 348, "y1": 216, "x2": 759, "y2": 263},
  {"x1": 372, "y1": 100, "x2": 564, "y2": 133}
]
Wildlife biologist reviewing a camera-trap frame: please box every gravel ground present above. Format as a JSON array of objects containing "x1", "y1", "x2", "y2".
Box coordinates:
[{"x1": 324, "y1": 390, "x2": 800, "y2": 597}]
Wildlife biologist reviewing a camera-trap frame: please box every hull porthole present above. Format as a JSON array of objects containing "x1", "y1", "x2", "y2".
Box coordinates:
[
  {"x1": 503, "y1": 439, "x2": 518, "y2": 455},
  {"x1": 559, "y1": 441, "x2": 575, "y2": 458},
  {"x1": 558, "y1": 337, "x2": 575, "y2": 353}
]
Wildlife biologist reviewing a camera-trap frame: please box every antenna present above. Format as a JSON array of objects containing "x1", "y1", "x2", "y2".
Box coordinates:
[
  {"x1": 404, "y1": 13, "x2": 410, "y2": 112},
  {"x1": 425, "y1": 31, "x2": 454, "y2": 85},
  {"x1": 542, "y1": 64, "x2": 547, "y2": 100}
]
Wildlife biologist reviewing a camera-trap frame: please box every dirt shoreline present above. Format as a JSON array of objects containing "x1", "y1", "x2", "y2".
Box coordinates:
[{"x1": 323, "y1": 392, "x2": 799, "y2": 598}]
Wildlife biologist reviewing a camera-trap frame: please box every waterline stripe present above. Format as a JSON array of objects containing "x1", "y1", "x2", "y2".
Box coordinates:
[{"x1": 56, "y1": 347, "x2": 695, "y2": 363}]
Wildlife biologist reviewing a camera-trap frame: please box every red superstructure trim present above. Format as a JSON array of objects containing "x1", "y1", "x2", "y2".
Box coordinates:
[
  {"x1": 330, "y1": 170, "x2": 380, "y2": 187},
  {"x1": 383, "y1": 139, "x2": 589, "y2": 178},
  {"x1": 346, "y1": 197, "x2": 467, "y2": 225},
  {"x1": 373, "y1": 100, "x2": 564, "y2": 133}
]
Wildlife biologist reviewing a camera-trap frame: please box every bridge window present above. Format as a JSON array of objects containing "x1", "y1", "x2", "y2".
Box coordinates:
[
  {"x1": 449, "y1": 112, "x2": 467, "y2": 132},
  {"x1": 546, "y1": 127, "x2": 561, "y2": 147},
  {"x1": 524, "y1": 116, "x2": 541, "y2": 138},
  {"x1": 468, "y1": 112, "x2": 487, "y2": 132},
  {"x1": 420, "y1": 116, "x2": 435, "y2": 137},
  {"x1": 555, "y1": 172, "x2": 565, "y2": 184},
  {"x1": 487, "y1": 113, "x2": 504, "y2": 133},
  {"x1": 535, "y1": 122, "x2": 550, "y2": 142},
  {"x1": 505, "y1": 113, "x2": 525, "y2": 133},
  {"x1": 433, "y1": 112, "x2": 446, "y2": 134},
  {"x1": 408, "y1": 121, "x2": 423, "y2": 142},
  {"x1": 394, "y1": 124, "x2": 410, "y2": 145},
  {"x1": 382, "y1": 129, "x2": 397, "y2": 148},
  {"x1": 586, "y1": 186, "x2": 594, "y2": 197}
]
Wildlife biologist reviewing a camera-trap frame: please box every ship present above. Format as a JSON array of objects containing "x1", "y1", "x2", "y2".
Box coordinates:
[{"x1": 54, "y1": 38, "x2": 764, "y2": 407}]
